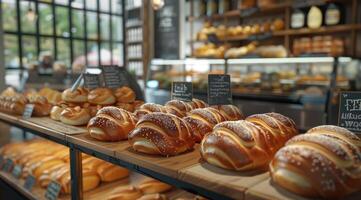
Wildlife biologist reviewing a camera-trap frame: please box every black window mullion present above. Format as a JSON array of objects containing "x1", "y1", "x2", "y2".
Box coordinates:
[
  {"x1": 52, "y1": 1, "x2": 57, "y2": 60},
  {"x1": 68, "y1": 0, "x2": 73, "y2": 66},
  {"x1": 96, "y1": 0, "x2": 101, "y2": 66},
  {"x1": 122, "y1": 0, "x2": 126, "y2": 68},
  {"x1": 109, "y1": 0, "x2": 113, "y2": 65},
  {"x1": 83, "y1": 0, "x2": 88, "y2": 66},
  {"x1": 15, "y1": 0, "x2": 23, "y2": 70},
  {"x1": 35, "y1": 1, "x2": 40, "y2": 60}
]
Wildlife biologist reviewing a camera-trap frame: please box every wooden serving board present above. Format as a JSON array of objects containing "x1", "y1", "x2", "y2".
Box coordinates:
[
  {"x1": 24, "y1": 117, "x2": 87, "y2": 135},
  {"x1": 178, "y1": 162, "x2": 269, "y2": 200},
  {"x1": 245, "y1": 178, "x2": 361, "y2": 200},
  {"x1": 0, "y1": 112, "x2": 20, "y2": 125},
  {"x1": 116, "y1": 145, "x2": 202, "y2": 178}
]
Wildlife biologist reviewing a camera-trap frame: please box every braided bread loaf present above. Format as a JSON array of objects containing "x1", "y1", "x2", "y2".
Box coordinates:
[
  {"x1": 128, "y1": 112, "x2": 194, "y2": 156},
  {"x1": 87, "y1": 107, "x2": 137, "y2": 141},
  {"x1": 184, "y1": 107, "x2": 226, "y2": 143},
  {"x1": 270, "y1": 125, "x2": 361, "y2": 199},
  {"x1": 211, "y1": 105, "x2": 244, "y2": 121},
  {"x1": 60, "y1": 106, "x2": 91, "y2": 126},
  {"x1": 134, "y1": 103, "x2": 168, "y2": 119},
  {"x1": 88, "y1": 88, "x2": 116, "y2": 105},
  {"x1": 187, "y1": 98, "x2": 208, "y2": 109},
  {"x1": 165, "y1": 100, "x2": 193, "y2": 117}
]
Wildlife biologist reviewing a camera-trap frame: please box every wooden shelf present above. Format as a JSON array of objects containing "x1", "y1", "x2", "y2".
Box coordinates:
[{"x1": 1, "y1": 112, "x2": 361, "y2": 200}]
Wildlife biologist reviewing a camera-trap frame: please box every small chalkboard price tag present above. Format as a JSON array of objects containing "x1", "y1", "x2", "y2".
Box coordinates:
[
  {"x1": 12, "y1": 165, "x2": 22, "y2": 179},
  {"x1": 2, "y1": 158, "x2": 14, "y2": 172},
  {"x1": 339, "y1": 92, "x2": 361, "y2": 134},
  {"x1": 83, "y1": 73, "x2": 101, "y2": 89},
  {"x1": 45, "y1": 180, "x2": 62, "y2": 200},
  {"x1": 171, "y1": 82, "x2": 193, "y2": 102},
  {"x1": 24, "y1": 175, "x2": 36, "y2": 191},
  {"x1": 23, "y1": 104, "x2": 35, "y2": 119},
  {"x1": 208, "y1": 74, "x2": 232, "y2": 105},
  {"x1": 102, "y1": 66, "x2": 128, "y2": 88}
]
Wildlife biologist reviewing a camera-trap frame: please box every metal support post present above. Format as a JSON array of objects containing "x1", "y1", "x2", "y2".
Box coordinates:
[{"x1": 70, "y1": 146, "x2": 83, "y2": 200}]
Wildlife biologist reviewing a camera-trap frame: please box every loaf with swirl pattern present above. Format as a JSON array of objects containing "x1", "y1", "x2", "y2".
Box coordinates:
[
  {"x1": 134, "y1": 103, "x2": 168, "y2": 119},
  {"x1": 128, "y1": 112, "x2": 194, "y2": 156},
  {"x1": 165, "y1": 100, "x2": 193, "y2": 117},
  {"x1": 211, "y1": 105, "x2": 244, "y2": 121},
  {"x1": 187, "y1": 98, "x2": 208, "y2": 109},
  {"x1": 270, "y1": 125, "x2": 361, "y2": 199},
  {"x1": 88, "y1": 88, "x2": 116, "y2": 105}
]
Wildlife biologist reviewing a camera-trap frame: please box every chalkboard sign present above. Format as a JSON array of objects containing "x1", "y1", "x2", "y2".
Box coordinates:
[
  {"x1": 102, "y1": 66, "x2": 127, "y2": 88},
  {"x1": 45, "y1": 181, "x2": 62, "y2": 200},
  {"x1": 23, "y1": 104, "x2": 35, "y2": 119},
  {"x1": 208, "y1": 74, "x2": 232, "y2": 105},
  {"x1": 339, "y1": 92, "x2": 361, "y2": 133},
  {"x1": 24, "y1": 175, "x2": 36, "y2": 191},
  {"x1": 84, "y1": 73, "x2": 101, "y2": 89},
  {"x1": 240, "y1": 7, "x2": 259, "y2": 17},
  {"x1": 171, "y1": 82, "x2": 193, "y2": 102},
  {"x1": 154, "y1": 0, "x2": 180, "y2": 59},
  {"x1": 12, "y1": 165, "x2": 22, "y2": 179}
]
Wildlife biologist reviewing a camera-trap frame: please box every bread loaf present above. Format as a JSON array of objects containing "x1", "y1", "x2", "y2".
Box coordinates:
[
  {"x1": 88, "y1": 88, "x2": 116, "y2": 105},
  {"x1": 270, "y1": 125, "x2": 361, "y2": 199},
  {"x1": 50, "y1": 106, "x2": 64, "y2": 121},
  {"x1": 187, "y1": 98, "x2": 208, "y2": 109},
  {"x1": 60, "y1": 106, "x2": 91, "y2": 126},
  {"x1": 107, "y1": 186, "x2": 143, "y2": 200},
  {"x1": 211, "y1": 105, "x2": 244, "y2": 121},
  {"x1": 165, "y1": 100, "x2": 192, "y2": 117},
  {"x1": 96, "y1": 162, "x2": 129, "y2": 182},
  {"x1": 62, "y1": 88, "x2": 88, "y2": 103},
  {"x1": 138, "y1": 178, "x2": 172, "y2": 194},
  {"x1": 115, "y1": 86, "x2": 136, "y2": 103},
  {"x1": 134, "y1": 103, "x2": 168, "y2": 119},
  {"x1": 137, "y1": 194, "x2": 167, "y2": 200},
  {"x1": 129, "y1": 112, "x2": 194, "y2": 156}
]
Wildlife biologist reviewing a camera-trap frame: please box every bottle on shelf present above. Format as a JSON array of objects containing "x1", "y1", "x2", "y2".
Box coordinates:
[
  {"x1": 325, "y1": 3, "x2": 342, "y2": 26},
  {"x1": 307, "y1": 6, "x2": 323, "y2": 29},
  {"x1": 291, "y1": 8, "x2": 305, "y2": 29}
]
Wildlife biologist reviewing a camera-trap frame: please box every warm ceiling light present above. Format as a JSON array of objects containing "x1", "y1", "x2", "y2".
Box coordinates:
[
  {"x1": 152, "y1": 0, "x2": 164, "y2": 10},
  {"x1": 26, "y1": 3, "x2": 37, "y2": 22}
]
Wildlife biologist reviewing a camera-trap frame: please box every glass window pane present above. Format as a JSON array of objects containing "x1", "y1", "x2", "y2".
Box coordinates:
[
  {"x1": 39, "y1": 3, "x2": 53, "y2": 35},
  {"x1": 56, "y1": 7, "x2": 70, "y2": 37},
  {"x1": 2, "y1": 0, "x2": 17, "y2": 31},
  {"x1": 100, "y1": 43, "x2": 112, "y2": 65},
  {"x1": 87, "y1": 42, "x2": 99, "y2": 66},
  {"x1": 55, "y1": 0, "x2": 68, "y2": 5},
  {"x1": 111, "y1": 0, "x2": 122, "y2": 14},
  {"x1": 86, "y1": 12, "x2": 98, "y2": 40},
  {"x1": 100, "y1": 0, "x2": 110, "y2": 12},
  {"x1": 72, "y1": 10, "x2": 84, "y2": 38},
  {"x1": 112, "y1": 16, "x2": 123, "y2": 41},
  {"x1": 100, "y1": 14, "x2": 110, "y2": 40},
  {"x1": 71, "y1": 0, "x2": 84, "y2": 9},
  {"x1": 57, "y1": 39, "x2": 70, "y2": 66},
  {"x1": 72, "y1": 40, "x2": 85, "y2": 68},
  {"x1": 86, "y1": 0, "x2": 97, "y2": 10},
  {"x1": 40, "y1": 37, "x2": 54, "y2": 58},
  {"x1": 112, "y1": 43, "x2": 123, "y2": 66},
  {"x1": 4, "y1": 34, "x2": 19, "y2": 68},
  {"x1": 22, "y1": 36, "x2": 37, "y2": 66},
  {"x1": 20, "y1": 1, "x2": 36, "y2": 33}
]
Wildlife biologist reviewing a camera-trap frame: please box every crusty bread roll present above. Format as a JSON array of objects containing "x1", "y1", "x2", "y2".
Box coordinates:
[
  {"x1": 87, "y1": 105, "x2": 103, "y2": 117},
  {"x1": 138, "y1": 178, "x2": 172, "y2": 194},
  {"x1": 60, "y1": 168, "x2": 100, "y2": 194},
  {"x1": 0, "y1": 95, "x2": 28, "y2": 115},
  {"x1": 107, "y1": 186, "x2": 143, "y2": 200},
  {"x1": 165, "y1": 100, "x2": 193, "y2": 117},
  {"x1": 96, "y1": 162, "x2": 129, "y2": 182},
  {"x1": 137, "y1": 194, "x2": 167, "y2": 200},
  {"x1": 88, "y1": 88, "x2": 116, "y2": 105},
  {"x1": 187, "y1": 98, "x2": 208, "y2": 109},
  {"x1": 50, "y1": 105, "x2": 64, "y2": 121},
  {"x1": 184, "y1": 108, "x2": 226, "y2": 143},
  {"x1": 115, "y1": 86, "x2": 136, "y2": 103},
  {"x1": 82, "y1": 157, "x2": 105, "y2": 171},
  {"x1": 33, "y1": 159, "x2": 65, "y2": 179},
  {"x1": 117, "y1": 102, "x2": 135, "y2": 112},
  {"x1": 38, "y1": 87, "x2": 62, "y2": 105},
  {"x1": 129, "y1": 112, "x2": 194, "y2": 156},
  {"x1": 28, "y1": 95, "x2": 53, "y2": 117},
  {"x1": 60, "y1": 106, "x2": 91, "y2": 126},
  {"x1": 87, "y1": 107, "x2": 137, "y2": 141},
  {"x1": 270, "y1": 125, "x2": 361, "y2": 199},
  {"x1": 201, "y1": 120, "x2": 275, "y2": 171},
  {"x1": 62, "y1": 88, "x2": 88, "y2": 103},
  {"x1": 134, "y1": 103, "x2": 168, "y2": 119},
  {"x1": 211, "y1": 105, "x2": 244, "y2": 121},
  {"x1": 133, "y1": 100, "x2": 145, "y2": 111}
]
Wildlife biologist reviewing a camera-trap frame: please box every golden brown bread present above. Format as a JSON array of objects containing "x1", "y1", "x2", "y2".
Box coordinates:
[
  {"x1": 187, "y1": 98, "x2": 208, "y2": 109},
  {"x1": 128, "y1": 112, "x2": 195, "y2": 156},
  {"x1": 60, "y1": 106, "x2": 91, "y2": 126},
  {"x1": 28, "y1": 95, "x2": 52, "y2": 117},
  {"x1": 165, "y1": 100, "x2": 193, "y2": 117},
  {"x1": 50, "y1": 105, "x2": 64, "y2": 121},
  {"x1": 184, "y1": 108, "x2": 226, "y2": 143},
  {"x1": 137, "y1": 194, "x2": 167, "y2": 200},
  {"x1": 60, "y1": 168, "x2": 100, "y2": 194},
  {"x1": 115, "y1": 86, "x2": 136, "y2": 103},
  {"x1": 270, "y1": 125, "x2": 361, "y2": 199},
  {"x1": 116, "y1": 102, "x2": 135, "y2": 112},
  {"x1": 134, "y1": 103, "x2": 168, "y2": 119},
  {"x1": 38, "y1": 87, "x2": 62, "y2": 105},
  {"x1": 107, "y1": 186, "x2": 143, "y2": 200},
  {"x1": 62, "y1": 87, "x2": 88, "y2": 103},
  {"x1": 87, "y1": 107, "x2": 137, "y2": 141},
  {"x1": 0, "y1": 95, "x2": 27, "y2": 115},
  {"x1": 88, "y1": 88, "x2": 116, "y2": 105},
  {"x1": 211, "y1": 105, "x2": 244, "y2": 121},
  {"x1": 138, "y1": 178, "x2": 172, "y2": 194},
  {"x1": 96, "y1": 162, "x2": 129, "y2": 182},
  {"x1": 133, "y1": 100, "x2": 145, "y2": 111}
]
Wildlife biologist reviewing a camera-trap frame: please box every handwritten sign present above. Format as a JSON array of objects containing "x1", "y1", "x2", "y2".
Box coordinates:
[
  {"x1": 84, "y1": 73, "x2": 101, "y2": 89},
  {"x1": 45, "y1": 181, "x2": 62, "y2": 200},
  {"x1": 171, "y1": 82, "x2": 193, "y2": 102},
  {"x1": 208, "y1": 74, "x2": 232, "y2": 105},
  {"x1": 24, "y1": 175, "x2": 36, "y2": 191},
  {"x1": 102, "y1": 66, "x2": 126, "y2": 88},
  {"x1": 23, "y1": 104, "x2": 35, "y2": 119},
  {"x1": 12, "y1": 165, "x2": 22, "y2": 179},
  {"x1": 339, "y1": 92, "x2": 361, "y2": 133}
]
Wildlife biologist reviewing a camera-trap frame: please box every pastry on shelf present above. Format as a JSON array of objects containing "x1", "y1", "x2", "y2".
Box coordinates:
[
  {"x1": 0, "y1": 87, "x2": 18, "y2": 97},
  {"x1": 38, "y1": 87, "x2": 62, "y2": 105},
  {"x1": 211, "y1": 105, "x2": 244, "y2": 121},
  {"x1": 87, "y1": 107, "x2": 137, "y2": 141},
  {"x1": 134, "y1": 103, "x2": 168, "y2": 119},
  {"x1": 28, "y1": 95, "x2": 53, "y2": 117},
  {"x1": 271, "y1": 18, "x2": 285, "y2": 31},
  {"x1": 187, "y1": 98, "x2": 208, "y2": 109},
  {"x1": 60, "y1": 106, "x2": 91, "y2": 126},
  {"x1": 62, "y1": 87, "x2": 89, "y2": 103},
  {"x1": 254, "y1": 45, "x2": 287, "y2": 58},
  {"x1": 138, "y1": 194, "x2": 168, "y2": 200},
  {"x1": 88, "y1": 88, "x2": 116, "y2": 105},
  {"x1": 225, "y1": 42, "x2": 257, "y2": 58},
  {"x1": 114, "y1": 86, "x2": 136, "y2": 103},
  {"x1": 165, "y1": 100, "x2": 193, "y2": 118},
  {"x1": 270, "y1": 125, "x2": 361, "y2": 199},
  {"x1": 96, "y1": 161, "x2": 129, "y2": 182},
  {"x1": 129, "y1": 112, "x2": 195, "y2": 156},
  {"x1": 138, "y1": 178, "x2": 172, "y2": 194},
  {"x1": 107, "y1": 186, "x2": 143, "y2": 200}
]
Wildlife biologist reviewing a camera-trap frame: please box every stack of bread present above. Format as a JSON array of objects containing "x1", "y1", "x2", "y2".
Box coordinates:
[
  {"x1": 193, "y1": 43, "x2": 229, "y2": 59},
  {"x1": 0, "y1": 139, "x2": 130, "y2": 194}
]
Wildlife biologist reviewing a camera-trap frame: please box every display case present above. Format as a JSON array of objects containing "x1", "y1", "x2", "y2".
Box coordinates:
[{"x1": 146, "y1": 57, "x2": 359, "y2": 130}]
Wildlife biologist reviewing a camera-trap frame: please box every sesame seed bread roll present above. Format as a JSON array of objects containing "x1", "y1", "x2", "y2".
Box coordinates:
[
  {"x1": 134, "y1": 103, "x2": 168, "y2": 119},
  {"x1": 165, "y1": 100, "x2": 193, "y2": 118}
]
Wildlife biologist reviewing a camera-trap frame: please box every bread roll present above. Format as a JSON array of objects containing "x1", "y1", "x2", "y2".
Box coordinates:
[
  {"x1": 88, "y1": 88, "x2": 116, "y2": 105},
  {"x1": 270, "y1": 125, "x2": 361, "y2": 199},
  {"x1": 133, "y1": 100, "x2": 145, "y2": 111},
  {"x1": 187, "y1": 98, "x2": 208, "y2": 109},
  {"x1": 138, "y1": 178, "x2": 172, "y2": 194},
  {"x1": 211, "y1": 105, "x2": 244, "y2": 121},
  {"x1": 62, "y1": 88, "x2": 88, "y2": 103},
  {"x1": 82, "y1": 157, "x2": 105, "y2": 171},
  {"x1": 165, "y1": 100, "x2": 193, "y2": 117},
  {"x1": 134, "y1": 103, "x2": 168, "y2": 119},
  {"x1": 201, "y1": 120, "x2": 274, "y2": 171},
  {"x1": 27, "y1": 95, "x2": 52, "y2": 117},
  {"x1": 107, "y1": 186, "x2": 143, "y2": 200},
  {"x1": 60, "y1": 106, "x2": 91, "y2": 126},
  {"x1": 50, "y1": 106, "x2": 64, "y2": 121},
  {"x1": 115, "y1": 86, "x2": 136, "y2": 103},
  {"x1": 88, "y1": 107, "x2": 137, "y2": 141},
  {"x1": 117, "y1": 102, "x2": 135, "y2": 112},
  {"x1": 96, "y1": 162, "x2": 129, "y2": 182},
  {"x1": 184, "y1": 108, "x2": 226, "y2": 143},
  {"x1": 38, "y1": 87, "x2": 62, "y2": 105},
  {"x1": 137, "y1": 194, "x2": 167, "y2": 200},
  {"x1": 60, "y1": 168, "x2": 100, "y2": 194},
  {"x1": 129, "y1": 112, "x2": 194, "y2": 156}
]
